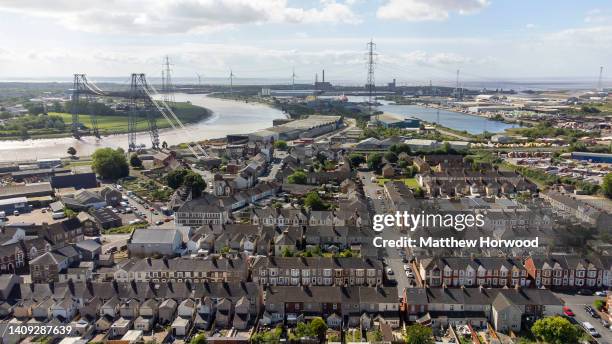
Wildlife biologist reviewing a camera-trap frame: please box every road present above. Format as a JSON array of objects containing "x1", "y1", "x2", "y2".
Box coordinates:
[
  {"x1": 555, "y1": 292, "x2": 612, "y2": 344},
  {"x1": 358, "y1": 170, "x2": 413, "y2": 298},
  {"x1": 434, "y1": 126, "x2": 474, "y2": 141}
]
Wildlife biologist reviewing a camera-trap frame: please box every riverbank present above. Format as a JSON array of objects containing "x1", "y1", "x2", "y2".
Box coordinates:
[
  {"x1": 0, "y1": 93, "x2": 286, "y2": 162},
  {"x1": 0, "y1": 101, "x2": 212, "y2": 141}
]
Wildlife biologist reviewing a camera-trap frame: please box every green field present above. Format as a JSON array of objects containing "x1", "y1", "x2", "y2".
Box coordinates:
[{"x1": 0, "y1": 101, "x2": 211, "y2": 140}]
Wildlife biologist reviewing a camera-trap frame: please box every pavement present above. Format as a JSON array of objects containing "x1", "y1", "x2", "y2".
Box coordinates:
[
  {"x1": 554, "y1": 292, "x2": 612, "y2": 344},
  {"x1": 358, "y1": 170, "x2": 415, "y2": 298}
]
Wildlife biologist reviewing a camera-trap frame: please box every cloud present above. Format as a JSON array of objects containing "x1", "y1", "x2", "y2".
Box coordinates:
[
  {"x1": 0, "y1": 0, "x2": 360, "y2": 34},
  {"x1": 543, "y1": 25, "x2": 612, "y2": 48},
  {"x1": 584, "y1": 9, "x2": 611, "y2": 23},
  {"x1": 377, "y1": 0, "x2": 489, "y2": 21}
]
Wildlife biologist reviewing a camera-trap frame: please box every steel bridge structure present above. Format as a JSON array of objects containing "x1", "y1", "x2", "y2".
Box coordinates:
[{"x1": 70, "y1": 73, "x2": 208, "y2": 159}]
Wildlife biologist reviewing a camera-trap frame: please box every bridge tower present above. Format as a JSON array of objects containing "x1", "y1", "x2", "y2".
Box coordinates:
[
  {"x1": 128, "y1": 73, "x2": 160, "y2": 151},
  {"x1": 70, "y1": 74, "x2": 100, "y2": 139}
]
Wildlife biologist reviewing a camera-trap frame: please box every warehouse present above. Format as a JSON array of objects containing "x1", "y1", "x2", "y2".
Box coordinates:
[
  {"x1": 0, "y1": 182, "x2": 53, "y2": 200},
  {"x1": 571, "y1": 152, "x2": 612, "y2": 164},
  {"x1": 0, "y1": 197, "x2": 29, "y2": 214},
  {"x1": 371, "y1": 113, "x2": 421, "y2": 129}
]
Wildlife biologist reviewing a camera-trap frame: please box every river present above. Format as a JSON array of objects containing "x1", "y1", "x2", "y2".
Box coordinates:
[
  {"x1": 0, "y1": 93, "x2": 286, "y2": 162},
  {"x1": 378, "y1": 104, "x2": 519, "y2": 134},
  {"x1": 0, "y1": 93, "x2": 518, "y2": 162},
  {"x1": 339, "y1": 96, "x2": 519, "y2": 134}
]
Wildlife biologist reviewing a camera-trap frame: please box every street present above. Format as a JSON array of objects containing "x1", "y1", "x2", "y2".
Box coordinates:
[
  {"x1": 555, "y1": 292, "x2": 612, "y2": 344},
  {"x1": 358, "y1": 170, "x2": 414, "y2": 298}
]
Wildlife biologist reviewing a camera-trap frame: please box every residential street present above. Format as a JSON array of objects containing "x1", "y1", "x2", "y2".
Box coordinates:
[{"x1": 359, "y1": 170, "x2": 413, "y2": 298}]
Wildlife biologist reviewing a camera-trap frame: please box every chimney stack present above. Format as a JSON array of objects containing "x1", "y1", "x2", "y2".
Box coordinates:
[{"x1": 322, "y1": 69, "x2": 325, "y2": 83}]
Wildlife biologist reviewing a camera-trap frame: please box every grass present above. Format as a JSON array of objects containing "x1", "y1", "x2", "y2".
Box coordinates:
[
  {"x1": 102, "y1": 222, "x2": 148, "y2": 234},
  {"x1": 377, "y1": 177, "x2": 419, "y2": 189},
  {"x1": 0, "y1": 101, "x2": 210, "y2": 140}
]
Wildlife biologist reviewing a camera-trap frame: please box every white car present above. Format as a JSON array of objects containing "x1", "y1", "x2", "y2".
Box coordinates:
[
  {"x1": 595, "y1": 291, "x2": 607, "y2": 296},
  {"x1": 403, "y1": 264, "x2": 410, "y2": 271},
  {"x1": 386, "y1": 268, "x2": 394, "y2": 275},
  {"x1": 405, "y1": 271, "x2": 413, "y2": 278}
]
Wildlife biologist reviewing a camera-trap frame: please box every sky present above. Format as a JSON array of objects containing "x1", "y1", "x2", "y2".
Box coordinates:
[{"x1": 0, "y1": 0, "x2": 611, "y2": 86}]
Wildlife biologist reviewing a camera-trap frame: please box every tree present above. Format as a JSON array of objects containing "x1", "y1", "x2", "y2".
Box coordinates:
[
  {"x1": 304, "y1": 191, "x2": 327, "y2": 210},
  {"x1": 531, "y1": 316, "x2": 579, "y2": 344},
  {"x1": 310, "y1": 317, "x2": 328, "y2": 340},
  {"x1": 603, "y1": 173, "x2": 612, "y2": 198},
  {"x1": 287, "y1": 170, "x2": 307, "y2": 184},
  {"x1": 274, "y1": 140, "x2": 288, "y2": 150},
  {"x1": 190, "y1": 333, "x2": 206, "y2": 344},
  {"x1": 129, "y1": 153, "x2": 142, "y2": 168},
  {"x1": 593, "y1": 299, "x2": 605, "y2": 311},
  {"x1": 67, "y1": 147, "x2": 77, "y2": 157},
  {"x1": 91, "y1": 148, "x2": 129, "y2": 180},
  {"x1": 183, "y1": 171, "x2": 206, "y2": 197},
  {"x1": 389, "y1": 143, "x2": 411, "y2": 155},
  {"x1": 348, "y1": 153, "x2": 366, "y2": 167},
  {"x1": 404, "y1": 324, "x2": 434, "y2": 344},
  {"x1": 367, "y1": 153, "x2": 384, "y2": 171},
  {"x1": 384, "y1": 151, "x2": 398, "y2": 163},
  {"x1": 166, "y1": 169, "x2": 189, "y2": 189}
]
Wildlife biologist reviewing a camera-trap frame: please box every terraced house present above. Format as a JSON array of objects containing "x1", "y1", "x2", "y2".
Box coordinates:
[
  {"x1": 417, "y1": 257, "x2": 529, "y2": 288},
  {"x1": 524, "y1": 254, "x2": 608, "y2": 289},
  {"x1": 252, "y1": 256, "x2": 383, "y2": 287},
  {"x1": 114, "y1": 256, "x2": 248, "y2": 284}
]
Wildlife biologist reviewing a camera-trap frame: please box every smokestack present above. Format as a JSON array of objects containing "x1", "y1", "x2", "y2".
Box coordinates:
[{"x1": 322, "y1": 69, "x2": 325, "y2": 83}]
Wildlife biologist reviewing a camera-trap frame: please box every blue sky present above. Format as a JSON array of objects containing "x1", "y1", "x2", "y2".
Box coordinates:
[{"x1": 0, "y1": 0, "x2": 611, "y2": 86}]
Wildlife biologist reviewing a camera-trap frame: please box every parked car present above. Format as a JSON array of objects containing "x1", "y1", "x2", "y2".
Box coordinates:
[
  {"x1": 563, "y1": 306, "x2": 575, "y2": 317},
  {"x1": 578, "y1": 289, "x2": 594, "y2": 296},
  {"x1": 403, "y1": 264, "x2": 410, "y2": 271},
  {"x1": 595, "y1": 291, "x2": 607, "y2": 296},
  {"x1": 583, "y1": 322, "x2": 600, "y2": 338},
  {"x1": 386, "y1": 268, "x2": 394, "y2": 275}
]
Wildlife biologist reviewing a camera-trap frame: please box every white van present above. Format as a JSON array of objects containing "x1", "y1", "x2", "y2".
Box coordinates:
[
  {"x1": 52, "y1": 212, "x2": 66, "y2": 220},
  {"x1": 583, "y1": 322, "x2": 600, "y2": 337}
]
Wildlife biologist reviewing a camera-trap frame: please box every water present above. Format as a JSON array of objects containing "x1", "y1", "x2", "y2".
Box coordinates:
[
  {"x1": 378, "y1": 104, "x2": 518, "y2": 135},
  {"x1": 341, "y1": 95, "x2": 518, "y2": 134},
  {"x1": 0, "y1": 94, "x2": 286, "y2": 162}
]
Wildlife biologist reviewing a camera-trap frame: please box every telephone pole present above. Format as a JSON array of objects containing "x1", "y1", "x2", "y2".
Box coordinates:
[{"x1": 366, "y1": 39, "x2": 376, "y2": 115}]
